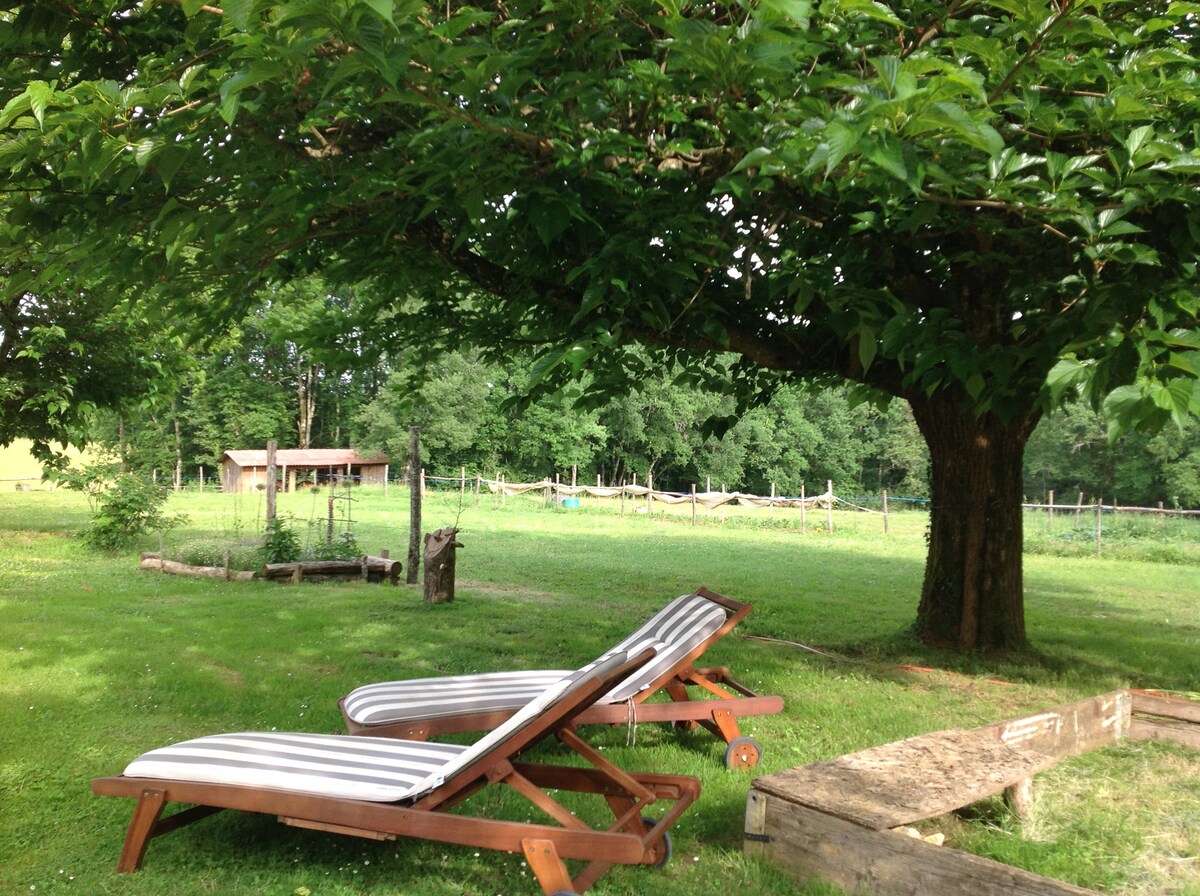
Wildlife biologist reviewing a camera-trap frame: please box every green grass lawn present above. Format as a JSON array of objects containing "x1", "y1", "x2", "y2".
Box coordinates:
[{"x1": 1, "y1": 488, "x2": 1197, "y2": 895}]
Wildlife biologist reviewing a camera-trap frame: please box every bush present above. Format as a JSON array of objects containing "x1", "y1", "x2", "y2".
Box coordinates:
[
  {"x1": 262, "y1": 516, "x2": 302, "y2": 563},
  {"x1": 305, "y1": 527, "x2": 360, "y2": 561},
  {"x1": 60, "y1": 465, "x2": 183, "y2": 551}
]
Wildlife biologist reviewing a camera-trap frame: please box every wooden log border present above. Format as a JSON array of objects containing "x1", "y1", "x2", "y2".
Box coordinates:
[{"x1": 746, "y1": 689, "x2": 1200, "y2": 896}]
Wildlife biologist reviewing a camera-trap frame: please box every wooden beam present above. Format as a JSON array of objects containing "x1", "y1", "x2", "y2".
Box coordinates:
[{"x1": 744, "y1": 792, "x2": 1101, "y2": 896}]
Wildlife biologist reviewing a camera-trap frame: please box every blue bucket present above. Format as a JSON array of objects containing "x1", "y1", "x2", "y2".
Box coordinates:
[{"x1": 561, "y1": 497, "x2": 581, "y2": 509}]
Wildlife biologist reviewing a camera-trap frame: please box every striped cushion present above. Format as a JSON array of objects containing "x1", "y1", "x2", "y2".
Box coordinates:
[
  {"x1": 123, "y1": 731, "x2": 468, "y2": 802},
  {"x1": 343, "y1": 670, "x2": 570, "y2": 727},
  {"x1": 597, "y1": 591, "x2": 729, "y2": 702},
  {"x1": 123, "y1": 650, "x2": 647, "y2": 803},
  {"x1": 342, "y1": 592, "x2": 729, "y2": 726}
]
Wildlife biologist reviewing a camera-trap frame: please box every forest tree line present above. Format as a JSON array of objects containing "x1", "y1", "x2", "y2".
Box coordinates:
[{"x1": 91, "y1": 301, "x2": 1200, "y2": 508}]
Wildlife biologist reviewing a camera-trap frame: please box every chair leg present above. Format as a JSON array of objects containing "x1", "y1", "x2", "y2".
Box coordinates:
[
  {"x1": 117, "y1": 788, "x2": 167, "y2": 872},
  {"x1": 522, "y1": 837, "x2": 575, "y2": 894}
]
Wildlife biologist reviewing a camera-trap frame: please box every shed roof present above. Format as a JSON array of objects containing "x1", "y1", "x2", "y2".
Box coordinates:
[{"x1": 222, "y1": 449, "x2": 387, "y2": 468}]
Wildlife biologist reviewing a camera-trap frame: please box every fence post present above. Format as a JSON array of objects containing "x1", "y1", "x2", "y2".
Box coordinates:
[
  {"x1": 265, "y1": 440, "x2": 277, "y2": 525},
  {"x1": 199, "y1": 466, "x2": 204, "y2": 492},
  {"x1": 769, "y1": 482, "x2": 775, "y2": 519},
  {"x1": 800, "y1": 483, "x2": 807, "y2": 534},
  {"x1": 691, "y1": 484, "x2": 697, "y2": 526},
  {"x1": 1075, "y1": 491, "x2": 1084, "y2": 526},
  {"x1": 461, "y1": 466, "x2": 466, "y2": 505},
  {"x1": 406, "y1": 426, "x2": 421, "y2": 585},
  {"x1": 882, "y1": 490, "x2": 889, "y2": 535},
  {"x1": 1047, "y1": 489, "x2": 1054, "y2": 532},
  {"x1": 826, "y1": 480, "x2": 834, "y2": 534},
  {"x1": 1095, "y1": 499, "x2": 1103, "y2": 557}
]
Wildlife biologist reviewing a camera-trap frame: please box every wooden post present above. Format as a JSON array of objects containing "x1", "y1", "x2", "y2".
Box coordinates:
[
  {"x1": 882, "y1": 490, "x2": 889, "y2": 535},
  {"x1": 326, "y1": 478, "x2": 335, "y2": 545},
  {"x1": 571, "y1": 464, "x2": 577, "y2": 487},
  {"x1": 460, "y1": 466, "x2": 466, "y2": 504},
  {"x1": 383, "y1": 463, "x2": 389, "y2": 497},
  {"x1": 620, "y1": 481, "x2": 626, "y2": 517},
  {"x1": 1075, "y1": 490, "x2": 1084, "y2": 526},
  {"x1": 801, "y1": 483, "x2": 807, "y2": 534},
  {"x1": 691, "y1": 483, "x2": 697, "y2": 526},
  {"x1": 265, "y1": 440, "x2": 278, "y2": 525},
  {"x1": 198, "y1": 466, "x2": 204, "y2": 492},
  {"x1": 770, "y1": 482, "x2": 776, "y2": 519},
  {"x1": 423, "y1": 527, "x2": 462, "y2": 603},
  {"x1": 646, "y1": 472, "x2": 653, "y2": 514},
  {"x1": 1095, "y1": 499, "x2": 1103, "y2": 557},
  {"x1": 475, "y1": 475, "x2": 481, "y2": 508},
  {"x1": 420, "y1": 467, "x2": 426, "y2": 499},
  {"x1": 1047, "y1": 489, "x2": 1054, "y2": 532},
  {"x1": 826, "y1": 480, "x2": 834, "y2": 534},
  {"x1": 407, "y1": 426, "x2": 421, "y2": 586}
]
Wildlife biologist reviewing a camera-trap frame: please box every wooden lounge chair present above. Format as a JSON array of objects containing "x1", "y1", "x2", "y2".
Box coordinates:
[
  {"x1": 92, "y1": 646, "x2": 699, "y2": 896},
  {"x1": 340, "y1": 586, "x2": 783, "y2": 768}
]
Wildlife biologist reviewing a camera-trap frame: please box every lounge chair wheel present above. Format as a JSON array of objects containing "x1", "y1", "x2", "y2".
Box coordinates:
[
  {"x1": 641, "y1": 816, "x2": 673, "y2": 868},
  {"x1": 723, "y1": 735, "x2": 762, "y2": 769}
]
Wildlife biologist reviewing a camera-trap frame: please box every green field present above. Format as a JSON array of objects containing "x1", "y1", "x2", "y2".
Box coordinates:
[{"x1": 1, "y1": 488, "x2": 1197, "y2": 895}]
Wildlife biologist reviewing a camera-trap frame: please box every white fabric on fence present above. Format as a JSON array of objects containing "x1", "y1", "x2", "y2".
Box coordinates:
[{"x1": 477, "y1": 480, "x2": 836, "y2": 510}]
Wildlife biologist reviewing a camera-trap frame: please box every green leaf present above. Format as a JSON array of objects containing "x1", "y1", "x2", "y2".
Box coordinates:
[
  {"x1": 223, "y1": 0, "x2": 254, "y2": 30},
  {"x1": 361, "y1": 0, "x2": 396, "y2": 23},
  {"x1": 733, "y1": 146, "x2": 774, "y2": 174},
  {"x1": 0, "y1": 92, "x2": 32, "y2": 130},
  {"x1": 833, "y1": 0, "x2": 903, "y2": 26},
  {"x1": 857, "y1": 325, "x2": 877, "y2": 371},
  {"x1": 1125, "y1": 125, "x2": 1154, "y2": 158},
  {"x1": 27, "y1": 81, "x2": 54, "y2": 129},
  {"x1": 757, "y1": 0, "x2": 813, "y2": 27}
]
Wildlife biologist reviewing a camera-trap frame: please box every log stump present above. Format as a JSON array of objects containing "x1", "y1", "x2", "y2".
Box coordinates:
[{"x1": 423, "y1": 527, "x2": 462, "y2": 604}]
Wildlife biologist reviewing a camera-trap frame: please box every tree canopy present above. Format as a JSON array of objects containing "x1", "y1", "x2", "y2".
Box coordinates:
[{"x1": 2, "y1": 0, "x2": 1198, "y2": 649}]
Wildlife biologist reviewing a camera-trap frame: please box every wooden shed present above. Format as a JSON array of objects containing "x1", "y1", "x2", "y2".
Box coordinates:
[{"x1": 220, "y1": 449, "x2": 389, "y2": 493}]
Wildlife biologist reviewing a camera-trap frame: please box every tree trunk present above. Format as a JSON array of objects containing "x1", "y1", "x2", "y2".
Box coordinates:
[
  {"x1": 909, "y1": 392, "x2": 1038, "y2": 652},
  {"x1": 297, "y1": 359, "x2": 318, "y2": 449},
  {"x1": 423, "y1": 527, "x2": 462, "y2": 604}
]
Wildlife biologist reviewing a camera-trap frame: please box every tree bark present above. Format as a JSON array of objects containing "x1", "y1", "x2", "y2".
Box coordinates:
[
  {"x1": 909, "y1": 392, "x2": 1038, "y2": 652},
  {"x1": 406, "y1": 426, "x2": 421, "y2": 585},
  {"x1": 423, "y1": 527, "x2": 462, "y2": 604}
]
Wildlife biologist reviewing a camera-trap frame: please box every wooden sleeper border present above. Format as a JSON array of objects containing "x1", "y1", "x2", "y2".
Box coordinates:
[{"x1": 745, "y1": 689, "x2": 1199, "y2": 896}]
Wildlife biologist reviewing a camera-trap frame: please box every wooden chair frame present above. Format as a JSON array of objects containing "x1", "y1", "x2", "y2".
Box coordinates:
[
  {"x1": 341, "y1": 587, "x2": 783, "y2": 766},
  {"x1": 93, "y1": 649, "x2": 700, "y2": 895}
]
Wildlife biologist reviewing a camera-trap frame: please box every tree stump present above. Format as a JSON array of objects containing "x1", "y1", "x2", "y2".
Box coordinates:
[{"x1": 423, "y1": 527, "x2": 462, "y2": 603}]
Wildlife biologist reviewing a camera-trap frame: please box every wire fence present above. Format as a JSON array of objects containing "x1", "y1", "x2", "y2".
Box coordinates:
[{"x1": 7, "y1": 467, "x2": 1197, "y2": 558}]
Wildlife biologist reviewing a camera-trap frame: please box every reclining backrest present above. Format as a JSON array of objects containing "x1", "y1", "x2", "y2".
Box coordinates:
[
  {"x1": 596, "y1": 591, "x2": 730, "y2": 703},
  {"x1": 409, "y1": 642, "x2": 661, "y2": 800}
]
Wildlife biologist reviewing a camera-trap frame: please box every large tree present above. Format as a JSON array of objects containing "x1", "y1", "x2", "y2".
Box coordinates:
[{"x1": 2, "y1": 1, "x2": 1198, "y2": 649}]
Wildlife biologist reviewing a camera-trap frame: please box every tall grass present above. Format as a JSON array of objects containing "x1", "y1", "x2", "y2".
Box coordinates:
[{"x1": 1, "y1": 488, "x2": 1197, "y2": 896}]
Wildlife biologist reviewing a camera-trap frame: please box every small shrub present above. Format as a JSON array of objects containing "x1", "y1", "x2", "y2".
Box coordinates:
[
  {"x1": 60, "y1": 465, "x2": 183, "y2": 551},
  {"x1": 262, "y1": 516, "x2": 301, "y2": 563},
  {"x1": 304, "y1": 528, "x2": 360, "y2": 561}
]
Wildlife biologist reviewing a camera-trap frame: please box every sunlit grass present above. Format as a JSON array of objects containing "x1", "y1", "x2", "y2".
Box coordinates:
[{"x1": 1, "y1": 488, "x2": 1197, "y2": 895}]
